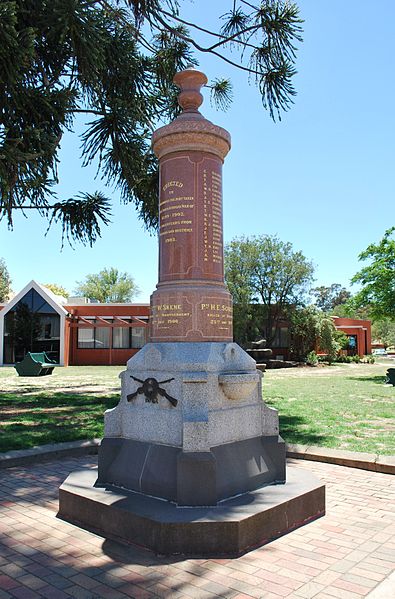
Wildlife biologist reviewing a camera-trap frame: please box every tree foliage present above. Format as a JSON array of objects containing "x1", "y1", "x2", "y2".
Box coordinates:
[
  {"x1": 352, "y1": 228, "x2": 395, "y2": 320},
  {"x1": 371, "y1": 318, "x2": 395, "y2": 348},
  {"x1": 330, "y1": 297, "x2": 370, "y2": 320},
  {"x1": 232, "y1": 303, "x2": 267, "y2": 348},
  {"x1": 43, "y1": 283, "x2": 69, "y2": 299},
  {"x1": 0, "y1": 258, "x2": 12, "y2": 303},
  {"x1": 74, "y1": 267, "x2": 140, "y2": 302},
  {"x1": 312, "y1": 283, "x2": 351, "y2": 312},
  {"x1": 0, "y1": 0, "x2": 303, "y2": 244},
  {"x1": 289, "y1": 305, "x2": 340, "y2": 361},
  {"x1": 288, "y1": 305, "x2": 319, "y2": 360},
  {"x1": 319, "y1": 316, "x2": 341, "y2": 362},
  {"x1": 225, "y1": 234, "x2": 314, "y2": 346}
]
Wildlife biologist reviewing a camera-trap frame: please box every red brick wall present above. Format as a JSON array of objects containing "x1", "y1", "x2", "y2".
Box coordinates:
[
  {"x1": 66, "y1": 303, "x2": 150, "y2": 366},
  {"x1": 333, "y1": 317, "x2": 372, "y2": 356}
]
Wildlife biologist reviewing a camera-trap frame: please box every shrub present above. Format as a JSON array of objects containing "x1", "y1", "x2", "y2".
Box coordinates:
[
  {"x1": 334, "y1": 354, "x2": 352, "y2": 363},
  {"x1": 306, "y1": 350, "x2": 319, "y2": 366},
  {"x1": 289, "y1": 306, "x2": 341, "y2": 361}
]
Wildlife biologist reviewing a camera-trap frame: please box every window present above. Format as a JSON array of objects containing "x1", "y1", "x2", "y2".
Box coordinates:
[
  {"x1": 131, "y1": 327, "x2": 146, "y2": 348},
  {"x1": 39, "y1": 315, "x2": 60, "y2": 340},
  {"x1": 77, "y1": 326, "x2": 109, "y2": 349},
  {"x1": 11, "y1": 289, "x2": 57, "y2": 314},
  {"x1": 111, "y1": 326, "x2": 146, "y2": 349},
  {"x1": 3, "y1": 289, "x2": 61, "y2": 364},
  {"x1": 113, "y1": 327, "x2": 129, "y2": 349},
  {"x1": 78, "y1": 328, "x2": 95, "y2": 348},
  {"x1": 77, "y1": 324, "x2": 146, "y2": 349},
  {"x1": 95, "y1": 327, "x2": 110, "y2": 349},
  {"x1": 271, "y1": 327, "x2": 290, "y2": 348}
]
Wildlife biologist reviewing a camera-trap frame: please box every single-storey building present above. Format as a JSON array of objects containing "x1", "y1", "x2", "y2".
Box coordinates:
[
  {"x1": 0, "y1": 281, "x2": 371, "y2": 366},
  {"x1": 331, "y1": 316, "x2": 372, "y2": 357},
  {"x1": 0, "y1": 281, "x2": 149, "y2": 366}
]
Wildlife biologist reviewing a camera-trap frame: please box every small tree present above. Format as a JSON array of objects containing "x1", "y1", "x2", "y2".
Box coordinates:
[
  {"x1": 74, "y1": 267, "x2": 140, "y2": 303},
  {"x1": 352, "y1": 227, "x2": 395, "y2": 320},
  {"x1": 289, "y1": 306, "x2": 321, "y2": 360},
  {"x1": 319, "y1": 317, "x2": 341, "y2": 363},
  {"x1": 0, "y1": 258, "x2": 12, "y2": 302},
  {"x1": 289, "y1": 306, "x2": 340, "y2": 362},
  {"x1": 335, "y1": 330, "x2": 350, "y2": 351},
  {"x1": 225, "y1": 235, "x2": 314, "y2": 346}
]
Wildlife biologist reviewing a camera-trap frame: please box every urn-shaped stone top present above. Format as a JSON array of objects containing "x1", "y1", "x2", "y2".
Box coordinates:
[
  {"x1": 173, "y1": 68, "x2": 208, "y2": 113},
  {"x1": 151, "y1": 67, "x2": 231, "y2": 161}
]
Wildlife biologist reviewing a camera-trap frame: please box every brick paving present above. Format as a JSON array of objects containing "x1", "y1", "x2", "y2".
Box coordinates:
[{"x1": 0, "y1": 457, "x2": 393, "y2": 599}]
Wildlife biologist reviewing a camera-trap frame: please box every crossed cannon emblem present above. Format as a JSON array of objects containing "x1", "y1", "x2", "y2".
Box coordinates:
[{"x1": 127, "y1": 376, "x2": 178, "y2": 407}]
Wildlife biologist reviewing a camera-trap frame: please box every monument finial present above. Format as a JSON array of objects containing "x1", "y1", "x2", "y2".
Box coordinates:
[{"x1": 173, "y1": 68, "x2": 208, "y2": 113}]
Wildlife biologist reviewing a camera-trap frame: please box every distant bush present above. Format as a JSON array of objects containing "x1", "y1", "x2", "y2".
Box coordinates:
[
  {"x1": 334, "y1": 355, "x2": 352, "y2": 363},
  {"x1": 318, "y1": 353, "x2": 375, "y2": 364},
  {"x1": 306, "y1": 350, "x2": 319, "y2": 366},
  {"x1": 365, "y1": 355, "x2": 376, "y2": 364}
]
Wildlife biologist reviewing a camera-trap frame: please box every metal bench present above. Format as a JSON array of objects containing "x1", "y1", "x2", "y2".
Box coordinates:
[
  {"x1": 14, "y1": 352, "x2": 57, "y2": 377},
  {"x1": 385, "y1": 368, "x2": 395, "y2": 386}
]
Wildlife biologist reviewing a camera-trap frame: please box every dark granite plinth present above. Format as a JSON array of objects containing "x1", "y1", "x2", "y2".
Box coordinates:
[
  {"x1": 97, "y1": 435, "x2": 286, "y2": 506},
  {"x1": 58, "y1": 465, "x2": 325, "y2": 557}
]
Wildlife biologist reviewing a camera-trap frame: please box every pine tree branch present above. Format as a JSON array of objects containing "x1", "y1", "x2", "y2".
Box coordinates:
[
  {"x1": 149, "y1": 12, "x2": 266, "y2": 77},
  {"x1": 206, "y1": 25, "x2": 259, "y2": 52},
  {"x1": 97, "y1": 0, "x2": 157, "y2": 53},
  {"x1": 159, "y1": 8, "x2": 259, "y2": 51},
  {"x1": 240, "y1": 0, "x2": 259, "y2": 11},
  {"x1": 72, "y1": 109, "x2": 105, "y2": 115},
  {"x1": 7, "y1": 206, "x2": 50, "y2": 210}
]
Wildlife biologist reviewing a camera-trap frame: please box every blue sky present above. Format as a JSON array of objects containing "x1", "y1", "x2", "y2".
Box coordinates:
[{"x1": 1, "y1": 0, "x2": 394, "y2": 302}]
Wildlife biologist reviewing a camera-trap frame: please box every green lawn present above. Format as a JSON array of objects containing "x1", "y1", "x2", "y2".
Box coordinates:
[
  {"x1": 0, "y1": 362, "x2": 394, "y2": 454},
  {"x1": 264, "y1": 360, "x2": 395, "y2": 455},
  {"x1": 0, "y1": 366, "x2": 122, "y2": 451}
]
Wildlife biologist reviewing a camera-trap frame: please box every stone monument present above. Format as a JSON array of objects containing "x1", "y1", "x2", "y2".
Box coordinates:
[{"x1": 59, "y1": 69, "x2": 325, "y2": 556}]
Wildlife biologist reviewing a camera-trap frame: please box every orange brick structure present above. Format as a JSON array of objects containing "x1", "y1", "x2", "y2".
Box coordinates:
[{"x1": 332, "y1": 316, "x2": 372, "y2": 357}]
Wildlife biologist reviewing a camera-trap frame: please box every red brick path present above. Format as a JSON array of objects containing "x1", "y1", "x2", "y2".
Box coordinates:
[{"x1": 0, "y1": 458, "x2": 393, "y2": 598}]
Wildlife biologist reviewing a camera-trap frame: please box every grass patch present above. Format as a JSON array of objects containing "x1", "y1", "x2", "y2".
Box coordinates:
[
  {"x1": 1, "y1": 362, "x2": 394, "y2": 455},
  {"x1": 264, "y1": 362, "x2": 395, "y2": 455},
  {"x1": 0, "y1": 366, "x2": 121, "y2": 451}
]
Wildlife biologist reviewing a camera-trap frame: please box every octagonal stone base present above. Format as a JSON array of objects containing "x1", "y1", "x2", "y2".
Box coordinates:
[{"x1": 58, "y1": 465, "x2": 325, "y2": 557}]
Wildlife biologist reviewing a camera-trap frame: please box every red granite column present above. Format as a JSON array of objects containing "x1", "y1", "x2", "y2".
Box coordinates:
[{"x1": 150, "y1": 69, "x2": 233, "y2": 342}]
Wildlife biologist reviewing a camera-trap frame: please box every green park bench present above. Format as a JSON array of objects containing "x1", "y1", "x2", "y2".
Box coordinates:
[
  {"x1": 386, "y1": 368, "x2": 395, "y2": 386},
  {"x1": 14, "y1": 352, "x2": 57, "y2": 377}
]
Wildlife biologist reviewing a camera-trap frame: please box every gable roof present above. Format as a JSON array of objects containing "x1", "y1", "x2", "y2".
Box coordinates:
[{"x1": 0, "y1": 280, "x2": 68, "y2": 318}]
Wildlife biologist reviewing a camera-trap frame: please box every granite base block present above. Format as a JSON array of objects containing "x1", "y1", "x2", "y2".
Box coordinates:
[
  {"x1": 97, "y1": 435, "x2": 286, "y2": 506},
  {"x1": 58, "y1": 465, "x2": 325, "y2": 556}
]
